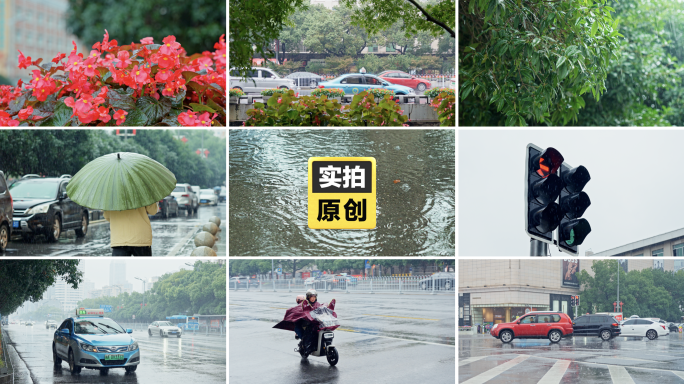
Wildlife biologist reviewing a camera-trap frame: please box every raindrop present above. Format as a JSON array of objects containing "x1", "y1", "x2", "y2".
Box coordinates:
[{"x1": 394, "y1": 146, "x2": 401, "y2": 150}]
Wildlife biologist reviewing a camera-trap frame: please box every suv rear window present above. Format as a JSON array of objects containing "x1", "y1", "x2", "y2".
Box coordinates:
[{"x1": 173, "y1": 186, "x2": 186, "y2": 192}]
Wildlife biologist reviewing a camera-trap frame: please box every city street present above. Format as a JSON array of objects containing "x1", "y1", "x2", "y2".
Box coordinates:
[
  {"x1": 2, "y1": 323, "x2": 226, "y2": 383},
  {"x1": 229, "y1": 291, "x2": 455, "y2": 383},
  {"x1": 245, "y1": 80, "x2": 453, "y2": 97},
  {"x1": 460, "y1": 333, "x2": 684, "y2": 383},
  {"x1": 1, "y1": 203, "x2": 225, "y2": 256}
]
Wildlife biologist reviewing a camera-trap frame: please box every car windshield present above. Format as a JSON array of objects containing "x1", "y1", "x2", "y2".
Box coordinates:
[
  {"x1": 158, "y1": 321, "x2": 174, "y2": 327},
  {"x1": 173, "y1": 186, "x2": 186, "y2": 192},
  {"x1": 74, "y1": 318, "x2": 125, "y2": 334},
  {"x1": 9, "y1": 180, "x2": 59, "y2": 199},
  {"x1": 200, "y1": 190, "x2": 214, "y2": 196}
]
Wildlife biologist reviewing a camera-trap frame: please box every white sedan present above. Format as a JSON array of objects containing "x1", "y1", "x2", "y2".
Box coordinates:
[
  {"x1": 199, "y1": 189, "x2": 219, "y2": 206},
  {"x1": 148, "y1": 321, "x2": 183, "y2": 338},
  {"x1": 620, "y1": 318, "x2": 669, "y2": 340}
]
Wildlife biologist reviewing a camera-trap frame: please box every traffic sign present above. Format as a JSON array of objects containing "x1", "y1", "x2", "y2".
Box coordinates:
[
  {"x1": 276, "y1": 268, "x2": 282, "y2": 275},
  {"x1": 99, "y1": 305, "x2": 113, "y2": 313},
  {"x1": 308, "y1": 157, "x2": 376, "y2": 229}
]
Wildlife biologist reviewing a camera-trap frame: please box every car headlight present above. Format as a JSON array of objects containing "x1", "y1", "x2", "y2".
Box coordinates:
[
  {"x1": 80, "y1": 343, "x2": 99, "y2": 352},
  {"x1": 128, "y1": 341, "x2": 139, "y2": 351},
  {"x1": 492, "y1": 324, "x2": 498, "y2": 330},
  {"x1": 26, "y1": 203, "x2": 51, "y2": 215}
]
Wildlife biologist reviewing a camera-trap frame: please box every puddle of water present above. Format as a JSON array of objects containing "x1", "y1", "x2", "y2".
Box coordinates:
[{"x1": 229, "y1": 129, "x2": 455, "y2": 255}]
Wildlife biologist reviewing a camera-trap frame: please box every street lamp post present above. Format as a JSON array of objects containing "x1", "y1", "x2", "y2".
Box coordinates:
[
  {"x1": 134, "y1": 277, "x2": 146, "y2": 308},
  {"x1": 617, "y1": 261, "x2": 620, "y2": 313}
]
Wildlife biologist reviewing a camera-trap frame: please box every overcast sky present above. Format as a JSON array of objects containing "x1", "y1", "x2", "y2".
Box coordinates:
[
  {"x1": 459, "y1": 129, "x2": 684, "y2": 256},
  {"x1": 82, "y1": 259, "x2": 196, "y2": 292}
]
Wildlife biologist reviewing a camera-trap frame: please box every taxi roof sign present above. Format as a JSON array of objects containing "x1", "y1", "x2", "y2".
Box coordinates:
[
  {"x1": 308, "y1": 157, "x2": 376, "y2": 229},
  {"x1": 76, "y1": 308, "x2": 105, "y2": 316}
]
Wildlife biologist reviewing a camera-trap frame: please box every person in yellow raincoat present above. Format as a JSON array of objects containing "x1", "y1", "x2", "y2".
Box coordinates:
[{"x1": 104, "y1": 202, "x2": 159, "y2": 256}]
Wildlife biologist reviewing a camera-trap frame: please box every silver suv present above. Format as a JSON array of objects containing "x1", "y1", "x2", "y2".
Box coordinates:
[
  {"x1": 171, "y1": 184, "x2": 198, "y2": 215},
  {"x1": 229, "y1": 67, "x2": 296, "y2": 94}
]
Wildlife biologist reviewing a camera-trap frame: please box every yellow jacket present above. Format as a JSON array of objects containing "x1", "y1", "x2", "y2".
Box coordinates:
[{"x1": 104, "y1": 203, "x2": 158, "y2": 247}]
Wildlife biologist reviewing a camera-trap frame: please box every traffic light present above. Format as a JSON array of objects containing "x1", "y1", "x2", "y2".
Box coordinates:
[
  {"x1": 575, "y1": 295, "x2": 580, "y2": 307},
  {"x1": 571, "y1": 296, "x2": 576, "y2": 307},
  {"x1": 525, "y1": 145, "x2": 565, "y2": 244},
  {"x1": 557, "y1": 163, "x2": 592, "y2": 255}
]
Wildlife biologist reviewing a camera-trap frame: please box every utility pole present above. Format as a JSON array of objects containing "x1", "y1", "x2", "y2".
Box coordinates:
[
  {"x1": 272, "y1": 259, "x2": 274, "y2": 280},
  {"x1": 617, "y1": 261, "x2": 620, "y2": 313},
  {"x1": 135, "y1": 277, "x2": 146, "y2": 308}
]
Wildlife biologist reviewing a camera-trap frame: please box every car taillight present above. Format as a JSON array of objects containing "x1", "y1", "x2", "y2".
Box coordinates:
[
  {"x1": 662, "y1": 325, "x2": 666, "y2": 330},
  {"x1": 318, "y1": 85, "x2": 324, "y2": 88},
  {"x1": 612, "y1": 323, "x2": 618, "y2": 327},
  {"x1": 182, "y1": 194, "x2": 189, "y2": 197}
]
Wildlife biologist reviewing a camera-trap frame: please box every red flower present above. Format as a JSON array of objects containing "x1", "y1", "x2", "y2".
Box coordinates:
[
  {"x1": 96, "y1": 106, "x2": 111, "y2": 123},
  {"x1": 65, "y1": 52, "x2": 84, "y2": 72},
  {"x1": 178, "y1": 111, "x2": 197, "y2": 127},
  {"x1": 116, "y1": 51, "x2": 132, "y2": 69},
  {"x1": 140, "y1": 37, "x2": 154, "y2": 44},
  {"x1": 52, "y1": 52, "x2": 66, "y2": 64},
  {"x1": 161, "y1": 36, "x2": 181, "y2": 54},
  {"x1": 83, "y1": 57, "x2": 99, "y2": 77},
  {"x1": 131, "y1": 65, "x2": 149, "y2": 85},
  {"x1": 17, "y1": 50, "x2": 32, "y2": 69},
  {"x1": 196, "y1": 112, "x2": 216, "y2": 127},
  {"x1": 17, "y1": 106, "x2": 33, "y2": 120},
  {"x1": 157, "y1": 54, "x2": 175, "y2": 69},
  {"x1": 93, "y1": 29, "x2": 118, "y2": 53},
  {"x1": 113, "y1": 110, "x2": 127, "y2": 125},
  {"x1": 155, "y1": 69, "x2": 172, "y2": 82}
]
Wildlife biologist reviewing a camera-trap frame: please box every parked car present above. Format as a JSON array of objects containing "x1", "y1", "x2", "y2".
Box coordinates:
[
  {"x1": 317, "y1": 73, "x2": 415, "y2": 96},
  {"x1": 154, "y1": 195, "x2": 179, "y2": 219},
  {"x1": 572, "y1": 314, "x2": 621, "y2": 341},
  {"x1": 9, "y1": 175, "x2": 89, "y2": 242},
  {"x1": 199, "y1": 189, "x2": 219, "y2": 206},
  {"x1": 229, "y1": 276, "x2": 260, "y2": 288},
  {"x1": 377, "y1": 70, "x2": 432, "y2": 92},
  {"x1": 170, "y1": 184, "x2": 198, "y2": 215},
  {"x1": 46, "y1": 320, "x2": 58, "y2": 329},
  {"x1": 229, "y1": 67, "x2": 296, "y2": 94},
  {"x1": 0, "y1": 171, "x2": 12, "y2": 252},
  {"x1": 668, "y1": 322, "x2": 680, "y2": 332},
  {"x1": 490, "y1": 311, "x2": 574, "y2": 343},
  {"x1": 419, "y1": 272, "x2": 454, "y2": 290},
  {"x1": 148, "y1": 321, "x2": 182, "y2": 338},
  {"x1": 644, "y1": 318, "x2": 669, "y2": 335},
  {"x1": 285, "y1": 72, "x2": 327, "y2": 88},
  {"x1": 620, "y1": 318, "x2": 668, "y2": 340}
]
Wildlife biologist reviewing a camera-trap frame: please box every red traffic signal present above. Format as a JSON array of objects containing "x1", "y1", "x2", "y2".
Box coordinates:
[{"x1": 532, "y1": 147, "x2": 564, "y2": 178}]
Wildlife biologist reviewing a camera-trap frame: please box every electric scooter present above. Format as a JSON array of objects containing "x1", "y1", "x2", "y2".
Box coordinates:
[{"x1": 294, "y1": 306, "x2": 340, "y2": 366}]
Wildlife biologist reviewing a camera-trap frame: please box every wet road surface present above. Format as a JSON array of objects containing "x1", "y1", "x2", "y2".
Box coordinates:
[
  {"x1": 3, "y1": 323, "x2": 226, "y2": 383},
  {"x1": 229, "y1": 130, "x2": 455, "y2": 256},
  {"x1": 460, "y1": 332, "x2": 684, "y2": 383},
  {"x1": 229, "y1": 291, "x2": 455, "y2": 383},
  {"x1": 1, "y1": 203, "x2": 226, "y2": 256}
]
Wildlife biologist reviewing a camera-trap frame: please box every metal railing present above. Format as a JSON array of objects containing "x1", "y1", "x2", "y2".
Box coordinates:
[
  {"x1": 229, "y1": 275, "x2": 454, "y2": 294},
  {"x1": 117, "y1": 322, "x2": 226, "y2": 336}
]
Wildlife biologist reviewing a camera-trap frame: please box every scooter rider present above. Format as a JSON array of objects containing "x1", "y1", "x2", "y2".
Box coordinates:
[{"x1": 295, "y1": 289, "x2": 318, "y2": 340}]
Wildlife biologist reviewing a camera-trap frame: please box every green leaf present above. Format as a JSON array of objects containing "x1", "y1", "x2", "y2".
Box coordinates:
[
  {"x1": 160, "y1": 109, "x2": 183, "y2": 126},
  {"x1": 206, "y1": 98, "x2": 226, "y2": 117},
  {"x1": 135, "y1": 96, "x2": 172, "y2": 123},
  {"x1": 287, "y1": 110, "x2": 298, "y2": 120},
  {"x1": 39, "y1": 101, "x2": 72, "y2": 127},
  {"x1": 189, "y1": 103, "x2": 217, "y2": 114},
  {"x1": 124, "y1": 109, "x2": 151, "y2": 126},
  {"x1": 108, "y1": 88, "x2": 136, "y2": 110},
  {"x1": 556, "y1": 56, "x2": 567, "y2": 69},
  {"x1": 187, "y1": 81, "x2": 209, "y2": 94},
  {"x1": 182, "y1": 71, "x2": 200, "y2": 83},
  {"x1": 590, "y1": 20, "x2": 598, "y2": 38}
]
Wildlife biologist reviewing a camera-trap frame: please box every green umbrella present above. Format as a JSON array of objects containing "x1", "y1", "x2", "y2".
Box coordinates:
[{"x1": 66, "y1": 152, "x2": 177, "y2": 211}]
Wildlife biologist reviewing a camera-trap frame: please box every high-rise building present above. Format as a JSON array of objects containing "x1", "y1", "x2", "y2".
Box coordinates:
[
  {"x1": 109, "y1": 260, "x2": 132, "y2": 292},
  {"x1": 52, "y1": 261, "x2": 86, "y2": 313},
  {"x1": 0, "y1": 0, "x2": 85, "y2": 82}
]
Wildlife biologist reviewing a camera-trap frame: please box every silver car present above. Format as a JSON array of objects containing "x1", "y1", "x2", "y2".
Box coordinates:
[
  {"x1": 171, "y1": 184, "x2": 198, "y2": 215},
  {"x1": 229, "y1": 67, "x2": 296, "y2": 94},
  {"x1": 148, "y1": 321, "x2": 183, "y2": 338}
]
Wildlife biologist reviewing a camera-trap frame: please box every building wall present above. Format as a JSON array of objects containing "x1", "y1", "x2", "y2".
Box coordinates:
[{"x1": 1, "y1": 0, "x2": 85, "y2": 82}]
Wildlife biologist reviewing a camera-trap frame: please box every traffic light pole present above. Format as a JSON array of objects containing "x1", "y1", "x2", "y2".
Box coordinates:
[{"x1": 530, "y1": 239, "x2": 548, "y2": 256}]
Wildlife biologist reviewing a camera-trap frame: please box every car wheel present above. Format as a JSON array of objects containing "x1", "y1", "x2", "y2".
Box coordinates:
[
  {"x1": 74, "y1": 213, "x2": 88, "y2": 238},
  {"x1": 53, "y1": 343, "x2": 62, "y2": 366},
  {"x1": 279, "y1": 86, "x2": 289, "y2": 89},
  {"x1": 175, "y1": 206, "x2": 179, "y2": 217},
  {"x1": 548, "y1": 330, "x2": 562, "y2": 343},
  {"x1": 647, "y1": 329, "x2": 658, "y2": 340},
  {"x1": 417, "y1": 83, "x2": 427, "y2": 92},
  {"x1": 600, "y1": 330, "x2": 612, "y2": 341},
  {"x1": 125, "y1": 365, "x2": 137, "y2": 373},
  {"x1": 47, "y1": 215, "x2": 61, "y2": 242},
  {"x1": 68, "y1": 349, "x2": 81, "y2": 374},
  {"x1": 500, "y1": 330, "x2": 513, "y2": 343},
  {"x1": 148, "y1": 329, "x2": 152, "y2": 336},
  {"x1": 177, "y1": 334, "x2": 182, "y2": 338},
  {"x1": 0, "y1": 223, "x2": 8, "y2": 252}
]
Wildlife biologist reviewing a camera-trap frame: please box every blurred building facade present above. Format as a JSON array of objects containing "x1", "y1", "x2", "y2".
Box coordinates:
[
  {"x1": 109, "y1": 260, "x2": 133, "y2": 292},
  {"x1": 588, "y1": 227, "x2": 684, "y2": 256},
  {"x1": 0, "y1": 0, "x2": 84, "y2": 82}
]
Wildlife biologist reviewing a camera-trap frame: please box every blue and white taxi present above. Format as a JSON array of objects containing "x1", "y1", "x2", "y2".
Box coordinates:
[{"x1": 52, "y1": 308, "x2": 140, "y2": 375}]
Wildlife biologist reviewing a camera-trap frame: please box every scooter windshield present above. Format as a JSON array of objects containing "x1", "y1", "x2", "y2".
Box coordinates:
[{"x1": 311, "y1": 307, "x2": 340, "y2": 328}]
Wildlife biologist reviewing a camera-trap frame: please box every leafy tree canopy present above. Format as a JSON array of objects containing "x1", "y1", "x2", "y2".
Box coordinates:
[
  {"x1": 67, "y1": 0, "x2": 226, "y2": 55},
  {"x1": 0, "y1": 260, "x2": 82, "y2": 315}
]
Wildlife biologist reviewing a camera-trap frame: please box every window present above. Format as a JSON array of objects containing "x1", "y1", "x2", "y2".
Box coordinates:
[
  {"x1": 636, "y1": 319, "x2": 652, "y2": 325},
  {"x1": 676, "y1": 260, "x2": 684, "y2": 272},
  {"x1": 590, "y1": 316, "x2": 607, "y2": 324},
  {"x1": 342, "y1": 76, "x2": 362, "y2": 84},
  {"x1": 519, "y1": 315, "x2": 536, "y2": 324},
  {"x1": 386, "y1": 44, "x2": 396, "y2": 52},
  {"x1": 365, "y1": 76, "x2": 381, "y2": 85},
  {"x1": 652, "y1": 249, "x2": 664, "y2": 256},
  {"x1": 573, "y1": 316, "x2": 589, "y2": 325},
  {"x1": 367, "y1": 45, "x2": 378, "y2": 53},
  {"x1": 674, "y1": 243, "x2": 684, "y2": 256},
  {"x1": 622, "y1": 319, "x2": 636, "y2": 326}
]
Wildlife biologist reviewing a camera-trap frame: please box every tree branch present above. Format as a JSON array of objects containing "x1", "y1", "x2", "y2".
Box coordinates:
[{"x1": 406, "y1": 0, "x2": 455, "y2": 38}]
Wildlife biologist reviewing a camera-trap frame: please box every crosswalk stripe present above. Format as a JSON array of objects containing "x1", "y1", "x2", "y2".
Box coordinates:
[
  {"x1": 461, "y1": 355, "x2": 531, "y2": 384},
  {"x1": 609, "y1": 366, "x2": 636, "y2": 384},
  {"x1": 537, "y1": 360, "x2": 571, "y2": 384},
  {"x1": 459, "y1": 356, "x2": 487, "y2": 367},
  {"x1": 671, "y1": 371, "x2": 684, "y2": 380}
]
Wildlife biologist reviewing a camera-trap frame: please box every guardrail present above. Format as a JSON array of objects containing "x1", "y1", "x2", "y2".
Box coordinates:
[
  {"x1": 118, "y1": 322, "x2": 226, "y2": 336},
  {"x1": 230, "y1": 275, "x2": 454, "y2": 294}
]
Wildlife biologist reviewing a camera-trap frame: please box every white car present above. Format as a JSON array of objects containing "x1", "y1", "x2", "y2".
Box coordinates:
[
  {"x1": 229, "y1": 67, "x2": 296, "y2": 94},
  {"x1": 620, "y1": 318, "x2": 669, "y2": 340},
  {"x1": 199, "y1": 189, "x2": 218, "y2": 206},
  {"x1": 148, "y1": 321, "x2": 182, "y2": 338},
  {"x1": 171, "y1": 183, "x2": 198, "y2": 215},
  {"x1": 45, "y1": 320, "x2": 58, "y2": 329}
]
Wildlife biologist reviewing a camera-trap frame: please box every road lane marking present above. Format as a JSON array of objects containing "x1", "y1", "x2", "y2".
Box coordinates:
[
  {"x1": 269, "y1": 307, "x2": 290, "y2": 310},
  {"x1": 166, "y1": 224, "x2": 200, "y2": 256},
  {"x1": 337, "y1": 328, "x2": 359, "y2": 333},
  {"x1": 538, "y1": 360, "x2": 571, "y2": 384},
  {"x1": 459, "y1": 356, "x2": 487, "y2": 366},
  {"x1": 462, "y1": 355, "x2": 531, "y2": 384},
  {"x1": 361, "y1": 314, "x2": 440, "y2": 321},
  {"x1": 609, "y1": 366, "x2": 635, "y2": 384},
  {"x1": 672, "y1": 371, "x2": 684, "y2": 380},
  {"x1": 335, "y1": 329, "x2": 453, "y2": 347}
]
